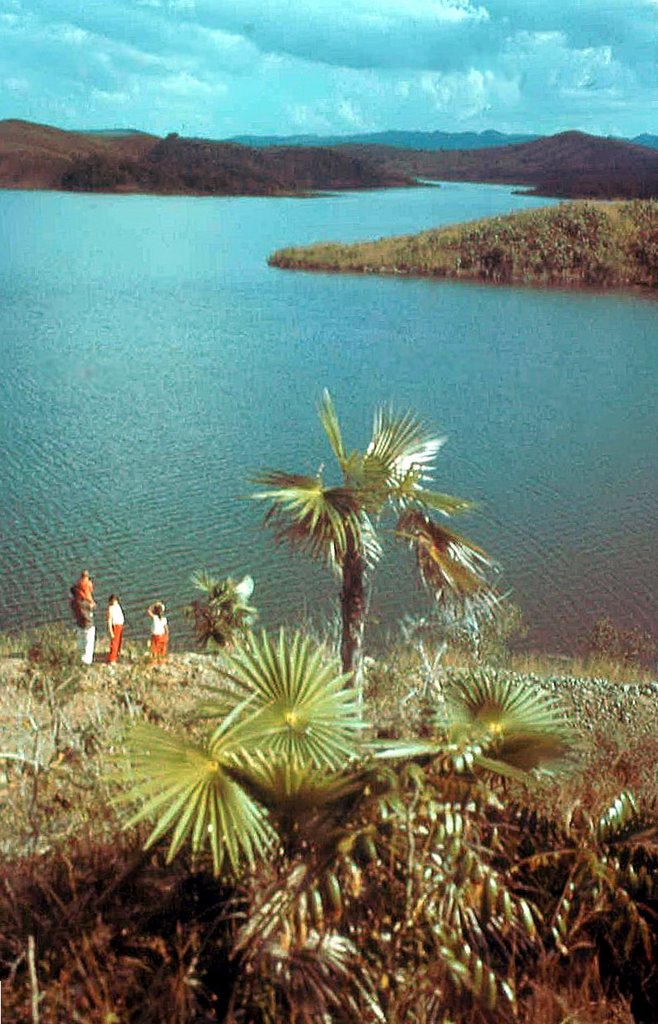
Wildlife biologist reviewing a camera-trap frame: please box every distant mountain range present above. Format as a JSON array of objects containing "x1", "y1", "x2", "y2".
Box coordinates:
[
  {"x1": 231, "y1": 128, "x2": 658, "y2": 152},
  {"x1": 1, "y1": 119, "x2": 658, "y2": 199},
  {"x1": 229, "y1": 129, "x2": 542, "y2": 150}
]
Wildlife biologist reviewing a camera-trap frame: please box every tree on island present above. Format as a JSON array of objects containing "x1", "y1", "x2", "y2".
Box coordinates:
[{"x1": 253, "y1": 390, "x2": 498, "y2": 688}]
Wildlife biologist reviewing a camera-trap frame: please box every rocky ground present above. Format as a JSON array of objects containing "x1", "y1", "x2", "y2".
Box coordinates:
[{"x1": 1, "y1": 650, "x2": 656, "y2": 765}]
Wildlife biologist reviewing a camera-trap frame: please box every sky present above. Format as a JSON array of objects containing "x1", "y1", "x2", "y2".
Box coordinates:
[{"x1": 0, "y1": 0, "x2": 657, "y2": 139}]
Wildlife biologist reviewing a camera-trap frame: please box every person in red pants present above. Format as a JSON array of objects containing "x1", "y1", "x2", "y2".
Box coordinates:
[
  {"x1": 107, "y1": 595, "x2": 125, "y2": 664},
  {"x1": 147, "y1": 601, "x2": 169, "y2": 663}
]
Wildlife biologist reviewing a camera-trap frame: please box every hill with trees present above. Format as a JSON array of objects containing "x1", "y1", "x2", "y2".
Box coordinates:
[
  {"x1": 0, "y1": 119, "x2": 413, "y2": 195},
  {"x1": 270, "y1": 199, "x2": 658, "y2": 289},
  {"x1": 339, "y1": 131, "x2": 658, "y2": 198},
  {"x1": 3, "y1": 121, "x2": 658, "y2": 199}
]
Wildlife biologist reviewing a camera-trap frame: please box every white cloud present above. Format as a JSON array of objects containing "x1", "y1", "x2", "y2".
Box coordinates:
[
  {"x1": 1, "y1": 1, "x2": 656, "y2": 137},
  {"x1": 420, "y1": 67, "x2": 520, "y2": 120},
  {"x1": 90, "y1": 87, "x2": 130, "y2": 103},
  {"x1": 159, "y1": 70, "x2": 224, "y2": 95}
]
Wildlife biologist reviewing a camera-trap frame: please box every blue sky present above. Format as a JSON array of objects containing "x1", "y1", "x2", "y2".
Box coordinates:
[{"x1": 1, "y1": 1, "x2": 657, "y2": 138}]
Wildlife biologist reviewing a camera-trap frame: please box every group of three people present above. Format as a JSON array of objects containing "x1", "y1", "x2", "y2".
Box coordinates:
[{"x1": 70, "y1": 569, "x2": 169, "y2": 666}]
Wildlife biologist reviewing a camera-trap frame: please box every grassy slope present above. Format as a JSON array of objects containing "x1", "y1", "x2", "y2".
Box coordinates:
[{"x1": 270, "y1": 199, "x2": 658, "y2": 288}]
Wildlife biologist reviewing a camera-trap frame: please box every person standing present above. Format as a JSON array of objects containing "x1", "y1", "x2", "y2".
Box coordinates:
[
  {"x1": 107, "y1": 595, "x2": 125, "y2": 665},
  {"x1": 70, "y1": 570, "x2": 96, "y2": 666},
  {"x1": 75, "y1": 569, "x2": 96, "y2": 609},
  {"x1": 147, "y1": 601, "x2": 169, "y2": 664}
]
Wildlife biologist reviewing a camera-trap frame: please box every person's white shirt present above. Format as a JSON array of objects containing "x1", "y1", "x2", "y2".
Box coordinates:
[
  {"x1": 151, "y1": 613, "x2": 167, "y2": 636},
  {"x1": 108, "y1": 603, "x2": 125, "y2": 627}
]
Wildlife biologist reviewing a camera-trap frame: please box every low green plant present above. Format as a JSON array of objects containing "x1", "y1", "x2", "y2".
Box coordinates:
[{"x1": 26, "y1": 623, "x2": 80, "y2": 678}]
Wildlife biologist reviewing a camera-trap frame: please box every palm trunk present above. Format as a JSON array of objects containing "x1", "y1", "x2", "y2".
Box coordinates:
[{"x1": 340, "y1": 537, "x2": 366, "y2": 692}]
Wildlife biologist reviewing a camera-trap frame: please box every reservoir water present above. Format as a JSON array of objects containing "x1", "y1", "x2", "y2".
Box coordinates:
[{"x1": 1, "y1": 183, "x2": 656, "y2": 653}]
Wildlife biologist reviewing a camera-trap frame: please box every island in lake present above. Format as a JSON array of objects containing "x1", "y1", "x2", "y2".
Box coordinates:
[{"x1": 269, "y1": 200, "x2": 658, "y2": 289}]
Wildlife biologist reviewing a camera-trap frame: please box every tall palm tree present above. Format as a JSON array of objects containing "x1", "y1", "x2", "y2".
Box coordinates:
[{"x1": 253, "y1": 390, "x2": 498, "y2": 685}]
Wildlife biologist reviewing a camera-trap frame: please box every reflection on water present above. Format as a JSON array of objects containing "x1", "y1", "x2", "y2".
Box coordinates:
[{"x1": 0, "y1": 183, "x2": 656, "y2": 653}]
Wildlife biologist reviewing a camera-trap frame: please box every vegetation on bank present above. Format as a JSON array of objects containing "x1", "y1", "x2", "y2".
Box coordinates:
[
  {"x1": 270, "y1": 199, "x2": 658, "y2": 288},
  {"x1": 0, "y1": 621, "x2": 657, "y2": 1024}
]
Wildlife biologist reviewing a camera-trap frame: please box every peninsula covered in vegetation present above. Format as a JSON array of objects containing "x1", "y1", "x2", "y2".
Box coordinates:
[{"x1": 270, "y1": 199, "x2": 658, "y2": 289}]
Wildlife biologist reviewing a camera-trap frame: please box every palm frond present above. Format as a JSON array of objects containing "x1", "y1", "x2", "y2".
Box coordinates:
[
  {"x1": 318, "y1": 388, "x2": 346, "y2": 466},
  {"x1": 411, "y1": 487, "x2": 474, "y2": 516},
  {"x1": 189, "y1": 568, "x2": 223, "y2": 596},
  {"x1": 367, "y1": 405, "x2": 445, "y2": 484},
  {"x1": 213, "y1": 629, "x2": 364, "y2": 768},
  {"x1": 227, "y1": 755, "x2": 363, "y2": 814},
  {"x1": 396, "y1": 508, "x2": 498, "y2": 615},
  {"x1": 254, "y1": 470, "x2": 362, "y2": 567},
  {"x1": 225, "y1": 756, "x2": 375, "y2": 865},
  {"x1": 119, "y1": 721, "x2": 274, "y2": 875},
  {"x1": 442, "y1": 669, "x2": 573, "y2": 771}
]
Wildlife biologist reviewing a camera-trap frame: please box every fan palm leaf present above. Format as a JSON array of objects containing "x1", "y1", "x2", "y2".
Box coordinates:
[
  {"x1": 120, "y1": 721, "x2": 274, "y2": 875},
  {"x1": 396, "y1": 508, "x2": 498, "y2": 612},
  {"x1": 318, "y1": 388, "x2": 347, "y2": 466},
  {"x1": 224, "y1": 755, "x2": 377, "y2": 867},
  {"x1": 214, "y1": 629, "x2": 363, "y2": 768},
  {"x1": 366, "y1": 405, "x2": 444, "y2": 483},
  {"x1": 254, "y1": 471, "x2": 362, "y2": 567},
  {"x1": 442, "y1": 669, "x2": 573, "y2": 771},
  {"x1": 189, "y1": 569, "x2": 222, "y2": 597}
]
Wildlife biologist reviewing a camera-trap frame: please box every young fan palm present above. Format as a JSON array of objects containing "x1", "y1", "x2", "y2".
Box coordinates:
[
  {"x1": 184, "y1": 570, "x2": 257, "y2": 649},
  {"x1": 254, "y1": 390, "x2": 497, "y2": 684},
  {"x1": 120, "y1": 629, "x2": 363, "y2": 875}
]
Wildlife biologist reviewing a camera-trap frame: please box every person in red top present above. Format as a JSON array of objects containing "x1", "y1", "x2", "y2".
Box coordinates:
[
  {"x1": 75, "y1": 569, "x2": 96, "y2": 608},
  {"x1": 69, "y1": 569, "x2": 96, "y2": 665}
]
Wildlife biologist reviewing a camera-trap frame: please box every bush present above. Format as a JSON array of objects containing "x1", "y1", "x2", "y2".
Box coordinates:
[{"x1": 587, "y1": 617, "x2": 656, "y2": 668}]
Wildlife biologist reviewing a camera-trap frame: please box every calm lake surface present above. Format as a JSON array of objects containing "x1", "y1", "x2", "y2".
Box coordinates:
[{"x1": 1, "y1": 182, "x2": 656, "y2": 653}]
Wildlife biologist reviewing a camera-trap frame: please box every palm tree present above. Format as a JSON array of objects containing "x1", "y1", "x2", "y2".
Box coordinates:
[
  {"x1": 120, "y1": 629, "x2": 364, "y2": 875},
  {"x1": 184, "y1": 570, "x2": 257, "y2": 649},
  {"x1": 118, "y1": 629, "x2": 581, "y2": 1022},
  {"x1": 253, "y1": 390, "x2": 498, "y2": 686}
]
